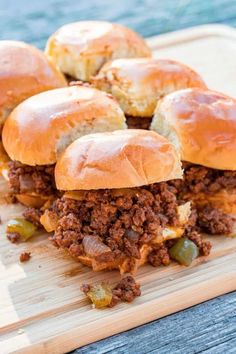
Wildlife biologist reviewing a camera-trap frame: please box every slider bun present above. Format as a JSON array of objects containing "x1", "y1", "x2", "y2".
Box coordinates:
[
  {"x1": 45, "y1": 21, "x2": 151, "y2": 82},
  {"x1": 2, "y1": 86, "x2": 126, "y2": 166},
  {"x1": 183, "y1": 189, "x2": 236, "y2": 215},
  {"x1": 55, "y1": 129, "x2": 182, "y2": 191},
  {"x1": 16, "y1": 194, "x2": 48, "y2": 208},
  {"x1": 93, "y1": 58, "x2": 207, "y2": 117},
  {"x1": 0, "y1": 40, "x2": 66, "y2": 127},
  {"x1": 151, "y1": 88, "x2": 236, "y2": 170},
  {"x1": 77, "y1": 244, "x2": 150, "y2": 272}
]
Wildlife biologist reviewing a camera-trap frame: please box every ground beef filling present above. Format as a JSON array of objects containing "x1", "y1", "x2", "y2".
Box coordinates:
[
  {"x1": 50, "y1": 182, "x2": 210, "y2": 266},
  {"x1": 197, "y1": 207, "x2": 234, "y2": 235},
  {"x1": 23, "y1": 208, "x2": 43, "y2": 228},
  {"x1": 148, "y1": 243, "x2": 171, "y2": 267},
  {"x1": 126, "y1": 116, "x2": 152, "y2": 130},
  {"x1": 169, "y1": 162, "x2": 236, "y2": 235},
  {"x1": 179, "y1": 162, "x2": 236, "y2": 194},
  {"x1": 8, "y1": 161, "x2": 56, "y2": 196},
  {"x1": 66, "y1": 74, "x2": 76, "y2": 84}
]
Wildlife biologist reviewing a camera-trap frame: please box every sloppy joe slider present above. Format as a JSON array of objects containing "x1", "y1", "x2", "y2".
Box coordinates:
[
  {"x1": 2, "y1": 86, "x2": 126, "y2": 208},
  {"x1": 93, "y1": 58, "x2": 207, "y2": 129},
  {"x1": 151, "y1": 88, "x2": 236, "y2": 235},
  {"x1": 40, "y1": 130, "x2": 207, "y2": 273},
  {"x1": 45, "y1": 21, "x2": 151, "y2": 82},
  {"x1": 0, "y1": 40, "x2": 67, "y2": 172}
]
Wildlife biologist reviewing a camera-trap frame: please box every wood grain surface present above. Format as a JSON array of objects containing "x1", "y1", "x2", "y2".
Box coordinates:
[
  {"x1": 0, "y1": 24, "x2": 236, "y2": 354},
  {"x1": 77, "y1": 291, "x2": 236, "y2": 354}
]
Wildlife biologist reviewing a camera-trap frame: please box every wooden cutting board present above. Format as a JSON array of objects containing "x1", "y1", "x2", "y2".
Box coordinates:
[{"x1": 1, "y1": 24, "x2": 236, "y2": 354}]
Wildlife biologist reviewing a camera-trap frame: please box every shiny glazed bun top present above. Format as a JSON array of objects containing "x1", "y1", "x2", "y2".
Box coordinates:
[
  {"x1": 2, "y1": 85, "x2": 127, "y2": 166},
  {"x1": 55, "y1": 129, "x2": 183, "y2": 191},
  {"x1": 0, "y1": 40, "x2": 67, "y2": 127},
  {"x1": 151, "y1": 88, "x2": 236, "y2": 170},
  {"x1": 93, "y1": 58, "x2": 207, "y2": 117},
  {"x1": 45, "y1": 21, "x2": 151, "y2": 82}
]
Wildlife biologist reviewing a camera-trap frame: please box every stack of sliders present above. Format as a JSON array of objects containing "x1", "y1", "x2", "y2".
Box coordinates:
[
  {"x1": 1, "y1": 20, "x2": 235, "y2": 307},
  {"x1": 151, "y1": 88, "x2": 236, "y2": 236}
]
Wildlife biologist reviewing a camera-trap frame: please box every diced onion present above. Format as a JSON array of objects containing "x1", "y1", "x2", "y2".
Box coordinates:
[
  {"x1": 86, "y1": 284, "x2": 113, "y2": 308},
  {"x1": 64, "y1": 191, "x2": 86, "y2": 201},
  {"x1": 82, "y1": 235, "x2": 111, "y2": 257},
  {"x1": 177, "y1": 202, "x2": 191, "y2": 225},
  {"x1": 40, "y1": 210, "x2": 58, "y2": 232}
]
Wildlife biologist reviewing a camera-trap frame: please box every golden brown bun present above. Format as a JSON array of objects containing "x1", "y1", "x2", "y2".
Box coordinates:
[
  {"x1": 0, "y1": 141, "x2": 10, "y2": 178},
  {"x1": 45, "y1": 21, "x2": 151, "y2": 82},
  {"x1": 77, "y1": 244, "x2": 150, "y2": 273},
  {"x1": 16, "y1": 194, "x2": 47, "y2": 208},
  {"x1": 0, "y1": 40, "x2": 67, "y2": 127},
  {"x1": 93, "y1": 58, "x2": 207, "y2": 117},
  {"x1": 55, "y1": 129, "x2": 182, "y2": 191},
  {"x1": 151, "y1": 88, "x2": 236, "y2": 170},
  {"x1": 2, "y1": 86, "x2": 127, "y2": 166}
]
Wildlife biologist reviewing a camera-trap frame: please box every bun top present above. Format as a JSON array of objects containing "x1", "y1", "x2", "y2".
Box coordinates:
[
  {"x1": 151, "y1": 88, "x2": 236, "y2": 170},
  {"x1": 0, "y1": 40, "x2": 66, "y2": 125},
  {"x1": 55, "y1": 129, "x2": 182, "y2": 191},
  {"x1": 2, "y1": 86, "x2": 126, "y2": 166},
  {"x1": 93, "y1": 58, "x2": 206, "y2": 117},
  {"x1": 45, "y1": 21, "x2": 151, "y2": 82}
]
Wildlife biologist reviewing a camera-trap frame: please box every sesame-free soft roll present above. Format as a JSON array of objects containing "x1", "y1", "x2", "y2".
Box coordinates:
[
  {"x1": 40, "y1": 130, "x2": 211, "y2": 273},
  {"x1": 93, "y1": 58, "x2": 206, "y2": 129},
  {"x1": 45, "y1": 21, "x2": 151, "y2": 82},
  {"x1": 0, "y1": 40, "x2": 66, "y2": 129},
  {"x1": 0, "y1": 40, "x2": 67, "y2": 172},
  {"x1": 55, "y1": 130, "x2": 182, "y2": 191},
  {"x1": 151, "y1": 88, "x2": 236, "y2": 235},
  {"x1": 2, "y1": 86, "x2": 126, "y2": 208}
]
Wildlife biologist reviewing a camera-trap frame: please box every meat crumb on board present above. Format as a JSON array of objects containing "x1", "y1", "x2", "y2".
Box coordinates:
[
  {"x1": 81, "y1": 275, "x2": 141, "y2": 308},
  {"x1": 110, "y1": 275, "x2": 141, "y2": 307},
  {"x1": 19, "y1": 252, "x2": 31, "y2": 262},
  {"x1": 7, "y1": 232, "x2": 20, "y2": 243}
]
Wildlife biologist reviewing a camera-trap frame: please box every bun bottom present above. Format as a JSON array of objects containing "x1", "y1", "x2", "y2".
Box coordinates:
[
  {"x1": 77, "y1": 244, "x2": 150, "y2": 274},
  {"x1": 16, "y1": 194, "x2": 55, "y2": 208}
]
